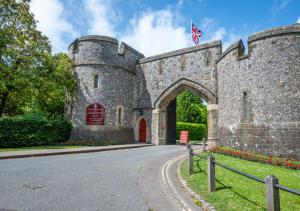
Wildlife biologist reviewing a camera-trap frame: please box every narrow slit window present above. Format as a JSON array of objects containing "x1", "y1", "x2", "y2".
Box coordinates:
[
  {"x1": 243, "y1": 92, "x2": 248, "y2": 118},
  {"x1": 94, "y1": 75, "x2": 99, "y2": 88},
  {"x1": 118, "y1": 108, "x2": 122, "y2": 125}
]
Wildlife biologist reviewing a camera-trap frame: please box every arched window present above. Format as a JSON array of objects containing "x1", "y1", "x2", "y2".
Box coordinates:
[{"x1": 94, "y1": 75, "x2": 99, "y2": 88}]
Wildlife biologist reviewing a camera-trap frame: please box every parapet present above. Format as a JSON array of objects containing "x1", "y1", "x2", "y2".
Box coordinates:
[
  {"x1": 139, "y1": 40, "x2": 221, "y2": 64},
  {"x1": 248, "y1": 23, "x2": 300, "y2": 43},
  {"x1": 69, "y1": 35, "x2": 144, "y2": 74},
  {"x1": 216, "y1": 23, "x2": 300, "y2": 64}
]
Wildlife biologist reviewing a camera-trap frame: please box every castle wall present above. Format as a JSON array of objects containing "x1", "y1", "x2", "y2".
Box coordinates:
[
  {"x1": 136, "y1": 41, "x2": 221, "y2": 144},
  {"x1": 66, "y1": 24, "x2": 299, "y2": 158},
  {"x1": 137, "y1": 41, "x2": 221, "y2": 108},
  {"x1": 217, "y1": 24, "x2": 300, "y2": 158},
  {"x1": 67, "y1": 35, "x2": 144, "y2": 143}
]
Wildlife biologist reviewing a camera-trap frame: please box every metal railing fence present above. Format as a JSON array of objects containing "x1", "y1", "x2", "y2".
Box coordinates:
[{"x1": 186, "y1": 144, "x2": 300, "y2": 211}]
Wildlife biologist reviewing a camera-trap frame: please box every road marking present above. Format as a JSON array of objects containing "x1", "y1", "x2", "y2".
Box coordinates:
[{"x1": 161, "y1": 155, "x2": 193, "y2": 211}]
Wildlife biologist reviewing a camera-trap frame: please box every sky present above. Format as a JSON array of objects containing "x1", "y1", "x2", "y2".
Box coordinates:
[{"x1": 29, "y1": 0, "x2": 300, "y2": 57}]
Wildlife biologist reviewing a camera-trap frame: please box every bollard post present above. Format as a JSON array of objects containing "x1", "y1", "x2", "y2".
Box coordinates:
[
  {"x1": 208, "y1": 155, "x2": 215, "y2": 192},
  {"x1": 202, "y1": 138, "x2": 206, "y2": 152},
  {"x1": 187, "y1": 144, "x2": 193, "y2": 175},
  {"x1": 265, "y1": 175, "x2": 280, "y2": 211}
]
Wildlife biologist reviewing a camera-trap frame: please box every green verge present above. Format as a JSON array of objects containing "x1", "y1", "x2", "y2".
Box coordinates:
[
  {"x1": 0, "y1": 145, "x2": 85, "y2": 152},
  {"x1": 181, "y1": 153, "x2": 300, "y2": 211}
]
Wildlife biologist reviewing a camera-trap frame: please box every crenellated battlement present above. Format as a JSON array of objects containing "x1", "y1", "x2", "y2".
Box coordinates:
[
  {"x1": 217, "y1": 23, "x2": 300, "y2": 64},
  {"x1": 69, "y1": 35, "x2": 144, "y2": 74}
]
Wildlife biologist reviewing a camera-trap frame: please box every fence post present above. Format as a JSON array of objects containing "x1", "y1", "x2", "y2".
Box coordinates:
[
  {"x1": 208, "y1": 155, "x2": 215, "y2": 192},
  {"x1": 187, "y1": 144, "x2": 193, "y2": 175},
  {"x1": 202, "y1": 138, "x2": 206, "y2": 152},
  {"x1": 265, "y1": 175, "x2": 280, "y2": 211}
]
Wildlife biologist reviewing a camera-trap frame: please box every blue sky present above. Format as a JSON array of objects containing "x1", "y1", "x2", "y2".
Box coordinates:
[{"x1": 30, "y1": 0, "x2": 300, "y2": 56}]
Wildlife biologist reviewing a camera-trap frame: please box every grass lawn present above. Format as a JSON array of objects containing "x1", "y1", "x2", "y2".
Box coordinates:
[
  {"x1": 0, "y1": 145, "x2": 85, "y2": 152},
  {"x1": 181, "y1": 152, "x2": 300, "y2": 211}
]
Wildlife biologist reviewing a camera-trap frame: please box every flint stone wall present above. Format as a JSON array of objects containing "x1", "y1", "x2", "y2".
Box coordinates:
[
  {"x1": 67, "y1": 35, "x2": 144, "y2": 143},
  {"x1": 217, "y1": 24, "x2": 300, "y2": 158},
  {"x1": 67, "y1": 24, "x2": 300, "y2": 158}
]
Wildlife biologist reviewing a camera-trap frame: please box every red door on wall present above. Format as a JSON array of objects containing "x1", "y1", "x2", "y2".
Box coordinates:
[{"x1": 139, "y1": 119, "x2": 147, "y2": 143}]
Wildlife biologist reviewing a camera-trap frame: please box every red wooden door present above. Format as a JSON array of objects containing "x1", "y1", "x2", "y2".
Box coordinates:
[{"x1": 139, "y1": 119, "x2": 147, "y2": 142}]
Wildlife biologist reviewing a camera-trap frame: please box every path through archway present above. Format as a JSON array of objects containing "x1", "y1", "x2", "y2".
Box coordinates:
[{"x1": 152, "y1": 79, "x2": 218, "y2": 147}]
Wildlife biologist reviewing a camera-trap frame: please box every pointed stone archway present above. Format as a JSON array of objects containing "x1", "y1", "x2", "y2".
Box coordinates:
[{"x1": 152, "y1": 78, "x2": 218, "y2": 147}]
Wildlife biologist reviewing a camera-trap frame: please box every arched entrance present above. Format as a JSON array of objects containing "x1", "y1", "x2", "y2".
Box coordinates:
[
  {"x1": 152, "y1": 78, "x2": 218, "y2": 147},
  {"x1": 139, "y1": 118, "x2": 147, "y2": 143}
]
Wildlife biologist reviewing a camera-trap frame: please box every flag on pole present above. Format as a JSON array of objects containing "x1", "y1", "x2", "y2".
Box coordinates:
[{"x1": 191, "y1": 22, "x2": 203, "y2": 44}]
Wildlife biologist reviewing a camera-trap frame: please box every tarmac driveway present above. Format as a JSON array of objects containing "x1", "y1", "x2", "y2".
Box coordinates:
[{"x1": 0, "y1": 145, "x2": 186, "y2": 211}]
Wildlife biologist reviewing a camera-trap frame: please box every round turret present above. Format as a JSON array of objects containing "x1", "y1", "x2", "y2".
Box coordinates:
[{"x1": 67, "y1": 35, "x2": 144, "y2": 143}]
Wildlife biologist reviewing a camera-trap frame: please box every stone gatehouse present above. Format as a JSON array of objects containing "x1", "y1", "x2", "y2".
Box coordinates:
[{"x1": 66, "y1": 24, "x2": 300, "y2": 159}]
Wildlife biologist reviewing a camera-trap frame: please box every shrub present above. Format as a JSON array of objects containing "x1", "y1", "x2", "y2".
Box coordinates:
[
  {"x1": 0, "y1": 113, "x2": 71, "y2": 148},
  {"x1": 176, "y1": 122, "x2": 207, "y2": 141},
  {"x1": 210, "y1": 146, "x2": 300, "y2": 170}
]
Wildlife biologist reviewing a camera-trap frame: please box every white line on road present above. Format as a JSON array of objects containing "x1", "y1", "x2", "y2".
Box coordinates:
[{"x1": 161, "y1": 155, "x2": 193, "y2": 211}]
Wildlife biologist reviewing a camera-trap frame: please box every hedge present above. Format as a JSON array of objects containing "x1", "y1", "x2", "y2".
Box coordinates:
[
  {"x1": 0, "y1": 115, "x2": 72, "y2": 148},
  {"x1": 176, "y1": 122, "x2": 207, "y2": 141}
]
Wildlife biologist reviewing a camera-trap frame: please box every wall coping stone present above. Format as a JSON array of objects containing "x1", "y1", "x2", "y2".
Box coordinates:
[
  {"x1": 68, "y1": 35, "x2": 118, "y2": 49},
  {"x1": 118, "y1": 42, "x2": 145, "y2": 58},
  {"x1": 139, "y1": 40, "x2": 221, "y2": 64},
  {"x1": 248, "y1": 23, "x2": 300, "y2": 43},
  {"x1": 216, "y1": 40, "x2": 241, "y2": 64},
  {"x1": 68, "y1": 35, "x2": 144, "y2": 58}
]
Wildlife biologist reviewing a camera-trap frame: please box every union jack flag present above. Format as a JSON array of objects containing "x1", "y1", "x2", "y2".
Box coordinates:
[{"x1": 192, "y1": 23, "x2": 203, "y2": 44}]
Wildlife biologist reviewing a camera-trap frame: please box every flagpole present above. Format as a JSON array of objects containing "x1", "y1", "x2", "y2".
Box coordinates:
[
  {"x1": 190, "y1": 18, "x2": 194, "y2": 43},
  {"x1": 191, "y1": 19, "x2": 192, "y2": 45}
]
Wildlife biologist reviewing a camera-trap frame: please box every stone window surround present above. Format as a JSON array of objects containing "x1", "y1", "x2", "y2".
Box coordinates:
[
  {"x1": 240, "y1": 89, "x2": 253, "y2": 123},
  {"x1": 116, "y1": 105, "x2": 125, "y2": 126},
  {"x1": 93, "y1": 74, "x2": 100, "y2": 89}
]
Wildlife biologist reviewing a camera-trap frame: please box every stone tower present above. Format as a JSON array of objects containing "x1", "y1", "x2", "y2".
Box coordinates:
[{"x1": 67, "y1": 35, "x2": 144, "y2": 143}]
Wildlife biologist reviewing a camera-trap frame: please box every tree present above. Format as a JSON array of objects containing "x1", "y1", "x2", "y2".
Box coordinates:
[
  {"x1": 176, "y1": 91, "x2": 207, "y2": 125},
  {"x1": 34, "y1": 53, "x2": 77, "y2": 116},
  {"x1": 0, "y1": 0, "x2": 51, "y2": 117},
  {"x1": 0, "y1": 1, "x2": 76, "y2": 117}
]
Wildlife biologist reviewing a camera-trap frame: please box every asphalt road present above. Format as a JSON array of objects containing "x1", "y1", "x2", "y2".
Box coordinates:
[{"x1": 0, "y1": 145, "x2": 188, "y2": 211}]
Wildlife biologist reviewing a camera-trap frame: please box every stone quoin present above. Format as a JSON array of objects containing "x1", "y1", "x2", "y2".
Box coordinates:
[{"x1": 66, "y1": 24, "x2": 300, "y2": 159}]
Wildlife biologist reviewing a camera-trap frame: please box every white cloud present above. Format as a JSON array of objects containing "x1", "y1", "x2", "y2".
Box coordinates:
[
  {"x1": 199, "y1": 18, "x2": 227, "y2": 43},
  {"x1": 121, "y1": 9, "x2": 191, "y2": 57},
  {"x1": 271, "y1": 0, "x2": 293, "y2": 15},
  {"x1": 84, "y1": 0, "x2": 121, "y2": 36},
  {"x1": 297, "y1": 17, "x2": 300, "y2": 23},
  {"x1": 30, "y1": 0, "x2": 77, "y2": 53}
]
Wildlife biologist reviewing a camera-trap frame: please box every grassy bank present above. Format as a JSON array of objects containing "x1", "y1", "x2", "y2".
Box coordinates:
[
  {"x1": 0, "y1": 145, "x2": 85, "y2": 152},
  {"x1": 181, "y1": 153, "x2": 300, "y2": 211}
]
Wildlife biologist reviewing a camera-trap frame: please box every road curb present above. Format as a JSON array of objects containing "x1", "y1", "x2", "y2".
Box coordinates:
[
  {"x1": 176, "y1": 157, "x2": 216, "y2": 211},
  {"x1": 0, "y1": 144, "x2": 154, "y2": 160}
]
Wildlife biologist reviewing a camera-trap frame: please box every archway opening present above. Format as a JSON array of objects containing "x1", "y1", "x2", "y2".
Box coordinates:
[
  {"x1": 152, "y1": 78, "x2": 218, "y2": 146},
  {"x1": 166, "y1": 91, "x2": 208, "y2": 144}
]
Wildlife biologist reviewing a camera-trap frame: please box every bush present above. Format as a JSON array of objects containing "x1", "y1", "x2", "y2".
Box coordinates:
[
  {"x1": 176, "y1": 122, "x2": 207, "y2": 141},
  {"x1": 0, "y1": 113, "x2": 72, "y2": 148}
]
